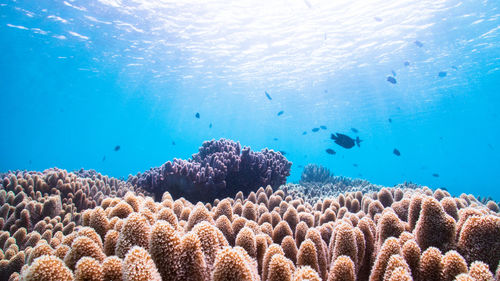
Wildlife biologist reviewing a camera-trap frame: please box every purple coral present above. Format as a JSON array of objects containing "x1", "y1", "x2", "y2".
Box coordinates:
[{"x1": 129, "y1": 139, "x2": 292, "y2": 202}]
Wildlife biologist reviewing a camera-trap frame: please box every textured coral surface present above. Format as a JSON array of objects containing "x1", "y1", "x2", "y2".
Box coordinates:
[{"x1": 0, "y1": 168, "x2": 499, "y2": 281}]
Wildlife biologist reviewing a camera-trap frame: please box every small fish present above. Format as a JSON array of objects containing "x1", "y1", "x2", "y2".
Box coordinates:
[
  {"x1": 273, "y1": 138, "x2": 278, "y2": 141},
  {"x1": 312, "y1": 128, "x2": 320, "y2": 132},
  {"x1": 277, "y1": 111, "x2": 284, "y2": 116},
  {"x1": 209, "y1": 123, "x2": 212, "y2": 128},
  {"x1": 331, "y1": 133, "x2": 361, "y2": 149},
  {"x1": 279, "y1": 150, "x2": 287, "y2": 155},
  {"x1": 325, "y1": 148, "x2": 336, "y2": 155},
  {"x1": 114, "y1": 145, "x2": 120, "y2": 151},
  {"x1": 393, "y1": 148, "x2": 401, "y2": 156},
  {"x1": 195, "y1": 112, "x2": 200, "y2": 118},
  {"x1": 438, "y1": 71, "x2": 447, "y2": 77},
  {"x1": 404, "y1": 61, "x2": 410, "y2": 67},
  {"x1": 414, "y1": 40, "x2": 424, "y2": 47},
  {"x1": 388, "y1": 118, "x2": 393, "y2": 123},
  {"x1": 351, "y1": 128, "x2": 358, "y2": 133},
  {"x1": 102, "y1": 156, "x2": 106, "y2": 162},
  {"x1": 324, "y1": 89, "x2": 328, "y2": 93},
  {"x1": 391, "y1": 70, "x2": 397, "y2": 76},
  {"x1": 353, "y1": 163, "x2": 358, "y2": 167},
  {"x1": 172, "y1": 141, "x2": 176, "y2": 145},
  {"x1": 387, "y1": 76, "x2": 397, "y2": 84},
  {"x1": 320, "y1": 125, "x2": 327, "y2": 130},
  {"x1": 374, "y1": 17, "x2": 383, "y2": 22},
  {"x1": 432, "y1": 173, "x2": 440, "y2": 177},
  {"x1": 302, "y1": 131, "x2": 307, "y2": 135},
  {"x1": 265, "y1": 91, "x2": 272, "y2": 100}
]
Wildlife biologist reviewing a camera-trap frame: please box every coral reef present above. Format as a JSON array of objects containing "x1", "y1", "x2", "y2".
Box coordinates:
[
  {"x1": 129, "y1": 139, "x2": 292, "y2": 202},
  {"x1": 0, "y1": 166, "x2": 498, "y2": 281}
]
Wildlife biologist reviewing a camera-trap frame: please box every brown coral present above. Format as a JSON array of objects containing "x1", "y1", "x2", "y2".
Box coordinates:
[
  {"x1": 212, "y1": 247, "x2": 259, "y2": 281},
  {"x1": 122, "y1": 246, "x2": 161, "y2": 281},
  {"x1": 414, "y1": 196, "x2": 455, "y2": 252},
  {"x1": 328, "y1": 256, "x2": 355, "y2": 281},
  {"x1": 22, "y1": 255, "x2": 74, "y2": 281},
  {"x1": 457, "y1": 215, "x2": 500, "y2": 273},
  {"x1": 115, "y1": 213, "x2": 151, "y2": 258},
  {"x1": 74, "y1": 256, "x2": 103, "y2": 281},
  {"x1": 268, "y1": 254, "x2": 294, "y2": 281},
  {"x1": 149, "y1": 220, "x2": 181, "y2": 281},
  {"x1": 441, "y1": 250, "x2": 468, "y2": 281}
]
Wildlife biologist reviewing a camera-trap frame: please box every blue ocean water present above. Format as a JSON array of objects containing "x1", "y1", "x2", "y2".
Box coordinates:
[{"x1": 1, "y1": 0, "x2": 499, "y2": 200}]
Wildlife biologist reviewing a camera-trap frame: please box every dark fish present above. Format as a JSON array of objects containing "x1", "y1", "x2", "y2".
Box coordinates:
[
  {"x1": 326, "y1": 148, "x2": 336, "y2": 155},
  {"x1": 331, "y1": 133, "x2": 361, "y2": 149},
  {"x1": 102, "y1": 156, "x2": 106, "y2": 162},
  {"x1": 438, "y1": 71, "x2": 447, "y2": 77},
  {"x1": 374, "y1": 17, "x2": 383, "y2": 22},
  {"x1": 277, "y1": 111, "x2": 284, "y2": 116},
  {"x1": 209, "y1": 123, "x2": 212, "y2": 128},
  {"x1": 404, "y1": 61, "x2": 410, "y2": 67},
  {"x1": 353, "y1": 163, "x2": 358, "y2": 167},
  {"x1": 432, "y1": 173, "x2": 440, "y2": 177},
  {"x1": 312, "y1": 128, "x2": 320, "y2": 132},
  {"x1": 320, "y1": 125, "x2": 327, "y2": 130},
  {"x1": 393, "y1": 148, "x2": 401, "y2": 156},
  {"x1": 273, "y1": 138, "x2": 278, "y2": 141},
  {"x1": 387, "y1": 76, "x2": 397, "y2": 84},
  {"x1": 114, "y1": 145, "x2": 120, "y2": 151},
  {"x1": 391, "y1": 70, "x2": 397, "y2": 76},
  {"x1": 172, "y1": 141, "x2": 176, "y2": 145},
  {"x1": 302, "y1": 131, "x2": 307, "y2": 135},
  {"x1": 265, "y1": 91, "x2": 272, "y2": 100},
  {"x1": 388, "y1": 118, "x2": 392, "y2": 123},
  {"x1": 414, "y1": 40, "x2": 423, "y2": 47},
  {"x1": 441, "y1": 187, "x2": 448, "y2": 191},
  {"x1": 351, "y1": 128, "x2": 358, "y2": 133},
  {"x1": 195, "y1": 112, "x2": 200, "y2": 118},
  {"x1": 279, "y1": 150, "x2": 287, "y2": 155}
]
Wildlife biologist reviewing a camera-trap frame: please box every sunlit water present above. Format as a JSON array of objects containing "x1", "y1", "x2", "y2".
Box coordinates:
[{"x1": 1, "y1": 0, "x2": 499, "y2": 199}]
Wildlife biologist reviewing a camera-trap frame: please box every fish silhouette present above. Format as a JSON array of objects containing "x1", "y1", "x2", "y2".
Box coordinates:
[
  {"x1": 351, "y1": 128, "x2": 359, "y2": 133},
  {"x1": 414, "y1": 40, "x2": 424, "y2": 47},
  {"x1": 331, "y1": 133, "x2": 361, "y2": 149},
  {"x1": 438, "y1": 71, "x2": 447, "y2": 77},
  {"x1": 312, "y1": 128, "x2": 320, "y2": 132},
  {"x1": 404, "y1": 61, "x2": 410, "y2": 67},
  {"x1": 320, "y1": 125, "x2": 327, "y2": 130},
  {"x1": 325, "y1": 148, "x2": 336, "y2": 155},
  {"x1": 277, "y1": 111, "x2": 284, "y2": 116},
  {"x1": 265, "y1": 91, "x2": 272, "y2": 100},
  {"x1": 114, "y1": 145, "x2": 120, "y2": 151},
  {"x1": 387, "y1": 76, "x2": 397, "y2": 84},
  {"x1": 393, "y1": 148, "x2": 401, "y2": 156},
  {"x1": 195, "y1": 112, "x2": 200, "y2": 118}
]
